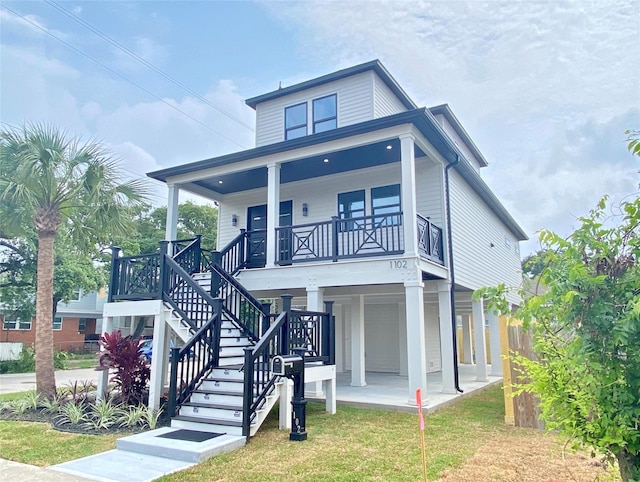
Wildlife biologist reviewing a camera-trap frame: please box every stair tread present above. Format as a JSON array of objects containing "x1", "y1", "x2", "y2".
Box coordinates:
[
  {"x1": 193, "y1": 389, "x2": 243, "y2": 396},
  {"x1": 173, "y1": 415, "x2": 244, "y2": 427},
  {"x1": 183, "y1": 401, "x2": 243, "y2": 410},
  {"x1": 203, "y1": 377, "x2": 243, "y2": 383}
]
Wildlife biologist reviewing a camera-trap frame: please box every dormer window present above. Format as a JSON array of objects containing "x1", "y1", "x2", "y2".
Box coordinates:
[
  {"x1": 285, "y1": 102, "x2": 307, "y2": 140},
  {"x1": 313, "y1": 94, "x2": 337, "y2": 133}
]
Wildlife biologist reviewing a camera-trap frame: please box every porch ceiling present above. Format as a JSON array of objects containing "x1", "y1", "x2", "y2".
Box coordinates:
[{"x1": 187, "y1": 139, "x2": 426, "y2": 195}]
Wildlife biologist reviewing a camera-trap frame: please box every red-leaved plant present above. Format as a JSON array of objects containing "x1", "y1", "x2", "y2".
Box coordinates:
[{"x1": 97, "y1": 330, "x2": 150, "y2": 404}]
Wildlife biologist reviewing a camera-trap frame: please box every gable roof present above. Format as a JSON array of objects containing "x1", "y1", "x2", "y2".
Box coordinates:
[
  {"x1": 429, "y1": 104, "x2": 488, "y2": 168},
  {"x1": 245, "y1": 60, "x2": 417, "y2": 111}
]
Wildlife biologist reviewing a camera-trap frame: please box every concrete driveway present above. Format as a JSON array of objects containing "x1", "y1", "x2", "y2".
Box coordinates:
[{"x1": 0, "y1": 368, "x2": 100, "y2": 395}]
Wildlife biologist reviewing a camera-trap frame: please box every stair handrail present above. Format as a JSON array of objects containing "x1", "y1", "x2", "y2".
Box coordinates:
[
  {"x1": 167, "y1": 308, "x2": 222, "y2": 417},
  {"x1": 210, "y1": 263, "x2": 266, "y2": 341},
  {"x1": 216, "y1": 229, "x2": 248, "y2": 276},
  {"x1": 242, "y1": 310, "x2": 288, "y2": 440},
  {"x1": 171, "y1": 235, "x2": 205, "y2": 275}
]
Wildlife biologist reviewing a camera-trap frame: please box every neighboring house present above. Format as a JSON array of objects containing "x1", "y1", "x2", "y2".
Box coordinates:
[
  {"x1": 1, "y1": 288, "x2": 105, "y2": 352},
  {"x1": 101, "y1": 60, "x2": 527, "y2": 440}
]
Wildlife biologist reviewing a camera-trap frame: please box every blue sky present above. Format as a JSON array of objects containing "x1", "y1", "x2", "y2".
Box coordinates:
[{"x1": 1, "y1": 0, "x2": 639, "y2": 255}]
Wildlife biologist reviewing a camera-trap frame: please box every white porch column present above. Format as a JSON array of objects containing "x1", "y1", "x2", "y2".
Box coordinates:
[
  {"x1": 350, "y1": 295, "x2": 366, "y2": 387},
  {"x1": 398, "y1": 302, "x2": 408, "y2": 377},
  {"x1": 486, "y1": 310, "x2": 502, "y2": 376},
  {"x1": 471, "y1": 299, "x2": 488, "y2": 382},
  {"x1": 404, "y1": 281, "x2": 427, "y2": 403},
  {"x1": 306, "y1": 287, "x2": 325, "y2": 397},
  {"x1": 165, "y1": 184, "x2": 179, "y2": 242},
  {"x1": 437, "y1": 282, "x2": 457, "y2": 394},
  {"x1": 96, "y1": 315, "x2": 113, "y2": 400},
  {"x1": 148, "y1": 314, "x2": 166, "y2": 410},
  {"x1": 461, "y1": 314, "x2": 473, "y2": 364},
  {"x1": 266, "y1": 163, "x2": 281, "y2": 268},
  {"x1": 400, "y1": 134, "x2": 419, "y2": 257}
]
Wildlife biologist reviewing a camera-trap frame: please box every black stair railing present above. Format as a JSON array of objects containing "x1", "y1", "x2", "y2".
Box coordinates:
[
  {"x1": 209, "y1": 262, "x2": 266, "y2": 342},
  {"x1": 242, "y1": 296, "x2": 334, "y2": 441},
  {"x1": 216, "y1": 230, "x2": 248, "y2": 276},
  {"x1": 108, "y1": 247, "x2": 162, "y2": 302},
  {"x1": 171, "y1": 235, "x2": 204, "y2": 275}
]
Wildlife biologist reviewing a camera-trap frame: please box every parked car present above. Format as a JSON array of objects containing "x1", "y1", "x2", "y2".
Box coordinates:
[{"x1": 139, "y1": 338, "x2": 194, "y2": 363}]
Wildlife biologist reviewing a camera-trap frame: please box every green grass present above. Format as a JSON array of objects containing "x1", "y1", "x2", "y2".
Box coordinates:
[
  {"x1": 0, "y1": 421, "x2": 121, "y2": 466},
  {"x1": 0, "y1": 385, "x2": 507, "y2": 480}
]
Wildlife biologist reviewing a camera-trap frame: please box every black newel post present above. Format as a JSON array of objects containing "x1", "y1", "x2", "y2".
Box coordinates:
[
  {"x1": 280, "y1": 294, "x2": 293, "y2": 355},
  {"x1": 331, "y1": 216, "x2": 339, "y2": 262},
  {"x1": 210, "y1": 251, "x2": 221, "y2": 297},
  {"x1": 239, "y1": 228, "x2": 247, "y2": 268},
  {"x1": 194, "y1": 234, "x2": 202, "y2": 272},
  {"x1": 158, "y1": 241, "x2": 169, "y2": 299},
  {"x1": 261, "y1": 302, "x2": 272, "y2": 336},
  {"x1": 324, "y1": 300, "x2": 335, "y2": 365},
  {"x1": 289, "y1": 347, "x2": 307, "y2": 441},
  {"x1": 167, "y1": 346, "x2": 180, "y2": 417},
  {"x1": 108, "y1": 246, "x2": 122, "y2": 302}
]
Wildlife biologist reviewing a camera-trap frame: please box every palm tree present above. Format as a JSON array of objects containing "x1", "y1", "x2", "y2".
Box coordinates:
[{"x1": 0, "y1": 123, "x2": 148, "y2": 399}]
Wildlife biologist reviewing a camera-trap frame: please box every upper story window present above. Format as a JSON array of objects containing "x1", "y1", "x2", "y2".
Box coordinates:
[
  {"x1": 71, "y1": 288, "x2": 82, "y2": 301},
  {"x1": 285, "y1": 102, "x2": 307, "y2": 140},
  {"x1": 372, "y1": 184, "x2": 401, "y2": 225},
  {"x1": 313, "y1": 94, "x2": 337, "y2": 133},
  {"x1": 338, "y1": 190, "x2": 365, "y2": 231}
]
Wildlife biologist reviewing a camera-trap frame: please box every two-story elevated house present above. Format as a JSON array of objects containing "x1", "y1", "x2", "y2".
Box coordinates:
[{"x1": 100, "y1": 60, "x2": 526, "y2": 442}]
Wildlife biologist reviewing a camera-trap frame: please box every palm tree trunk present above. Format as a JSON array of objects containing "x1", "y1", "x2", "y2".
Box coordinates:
[
  {"x1": 35, "y1": 231, "x2": 56, "y2": 399},
  {"x1": 617, "y1": 449, "x2": 640, "y2": 482}
]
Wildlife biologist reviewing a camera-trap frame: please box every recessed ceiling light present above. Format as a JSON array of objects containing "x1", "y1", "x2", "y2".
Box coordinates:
[
  {"x1": 323, "y1": 158, "x2": 329, "y2": 163},
  {"x1": 386, "y1": 144, "x2": 393, "y2": 150},
  {"x1": 218, "y1": 180, "x2": 223, "y2": 184}
]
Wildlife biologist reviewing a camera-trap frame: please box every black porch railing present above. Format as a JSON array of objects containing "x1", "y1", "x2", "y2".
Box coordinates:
[{"x1": 417, "y1": 214, "x2": 444, "y2": 265}]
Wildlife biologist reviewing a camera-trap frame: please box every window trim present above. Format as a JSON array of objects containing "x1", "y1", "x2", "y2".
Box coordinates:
[
  {"x1": 284, "y1": 102, "x2": 308, "y2": 140},
  {"x1": 338, "y1": 189, "x2": 366, "y2": 231},
  {"x1": 78, "y1": 318, "x2": 87, "y2": 333},
  {"x1": 3, "y1": 319, "x2": 32, "y2": 330},
  {"x1": 53, "y1": 317, "x2": 62, "y2": 331},
  {"x1": 312, "y1": 94, "x2": 337, "y2": 134}
]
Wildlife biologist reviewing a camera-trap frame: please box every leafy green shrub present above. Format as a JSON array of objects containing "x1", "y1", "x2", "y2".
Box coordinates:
[
  {"x1": 55, "y1": 401, "x2": 88, "y2": 425},
  {"x1": 0, "y1": 347, "x2": 68, "y2": 373},
  {"x1": 98, "y1": 331, "x2": 150, "y2": 405},
  {"x1": 40, "y1": 395, "x2": 62, "y2": 415},
  {"x1": 142, "y1": 406, "x2": 163, "y2": 429},
  {"x1": 118, "y1": 404, "x2": 147, "y2": 428},
  {"x1": 85, "y1": 397, "x2": 122, "y2": 430}
]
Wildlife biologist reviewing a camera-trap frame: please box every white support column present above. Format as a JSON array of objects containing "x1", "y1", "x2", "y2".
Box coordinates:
[
  {"x1": 96, "y1": 315, "x2": 114, "y2": 400},
  {"x1": 405, "y1": 281, "x2": 427, "y2": 403},
  {"x1": 325, "y1": 377, "x2": 336, "y2": 414},
  {"x1": 398, "y1": 302, "x2": 408, "y2": 377},
  {"x1": 165, "y1": 184, "x2": 180, "y2": 242},
  {"x1": 486, "y1": 310, "x2": 502, "y2": 376},
  {"x1": 461, "y1": 314, "x2": 473, "y2": 364},
  {"x1": 400, "y1": 134, "x2": 419, "y2": 258},
  {"x1": 437, "y1": 282, "x2": 457, "y2": 394},
  {"x1": 306, "y1": 287, "x2": 324, "y2": 397},
  {"x1": 266, "y1": 163, "x2": 281, "y2": 268},
  {"x1": 471, "y1": 299, "x2": 488, "y2": 382},
  {"x1": 350, "y1": 295, "x2": 366, "y2": 387},
  {"x1": 148, "y1": 314, "x2": 167, "y2": 410}
]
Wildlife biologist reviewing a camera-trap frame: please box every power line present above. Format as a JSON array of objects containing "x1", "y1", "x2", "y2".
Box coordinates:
[
  {"x1": 1, "y1": 4, "x2": 249, "y2": 149},
  {"x1": 45, "y1": 0, "x2": 255, "y2": 133}
]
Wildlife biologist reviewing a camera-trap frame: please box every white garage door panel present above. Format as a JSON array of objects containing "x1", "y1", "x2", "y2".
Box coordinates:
[{"x1": 364, "y1": 304, "x2": 400, "y2": 373}]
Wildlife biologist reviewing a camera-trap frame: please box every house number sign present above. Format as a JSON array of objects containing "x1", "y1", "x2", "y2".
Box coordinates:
[{"x1": 389, "y1": 260, "x2": 408, "y2": 269}]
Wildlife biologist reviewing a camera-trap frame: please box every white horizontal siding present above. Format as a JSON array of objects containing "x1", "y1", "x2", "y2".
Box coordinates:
[
  {"x1": 449, "y1": 170, "x2": 523, "y2": 302},
  {"x1": 415, "y1": 159, "x2": 445, "y2": 226},
  {"x1": 434, "y1": 114, "x2": 482, "y2": 173},
  {"x1": 424, "y1": 302, "x2": 441, "y2": 373},
  {"x1": 254, "y1": 72, "x2": 374, "y2": 147},
  {"x1": 373, "y1": 74, "x2": 408, "y2": 118}
]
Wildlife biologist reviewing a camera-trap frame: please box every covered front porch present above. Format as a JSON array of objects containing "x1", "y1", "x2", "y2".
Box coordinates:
[{"x1": 311, "y1": 364, "x2": 503, "y2": 413}]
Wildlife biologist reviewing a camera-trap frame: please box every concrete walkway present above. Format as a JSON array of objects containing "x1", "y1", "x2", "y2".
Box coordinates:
[
  {"x1": 0, "y1": 458, "x2": 93, "y2": 481},
  {"x1": 0, "y1": 368, "x2": 100, "y2": 394}
]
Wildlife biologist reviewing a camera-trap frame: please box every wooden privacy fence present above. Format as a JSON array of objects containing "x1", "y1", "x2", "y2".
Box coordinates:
[{"x1": 501, "y1": 318, "x2": 545, "y2": 430}]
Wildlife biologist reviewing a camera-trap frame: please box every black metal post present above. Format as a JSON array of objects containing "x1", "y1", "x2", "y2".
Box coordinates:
[
  {"x1": 212, "y1": 298, "x2": 223, "y2": 366},
  {"x1": 194, "y1": 234, "x2": 202, "y2": 272},
  {"x1": 239, "y1": 229, "x2": 247, "y2": 268},
  {"x1": 242, "y1": 347, "x2": 254, "y2": 441},
  {"x1": 158, "y1": 241, "x2": 169, "y2": 299},
  {"x1": 324, "y1": 300, "x2": 335, "y2": 365},
  {"x1": 331, "y1": 216, "x2": 339, "y2": 262},
  {"x1": 281, "y1": 294, "x2": 293, "y2": 355},
  {"x1": 261, "y1": 302, "x2": 272, "y2": 336},
  {"x1": 108, "y1": 247, "x2": 122, "y2": 302},
  {"x1": 210, "y1": 251, "x2": 221, "y2": 297},
  {"x1": 167, "y1": 346, "x2": 180, "y2": 417},
  {"x1": 289, "y1": 347, "x2": 307, "y2": 441}
]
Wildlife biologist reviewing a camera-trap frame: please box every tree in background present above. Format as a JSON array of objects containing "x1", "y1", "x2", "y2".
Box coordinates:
[
  {"x1": 476, "y1": 138, "x2": 639, "y2": 480},
  {"x1": 0, "y1": 123, "x2": 148, "y2": 399}
]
